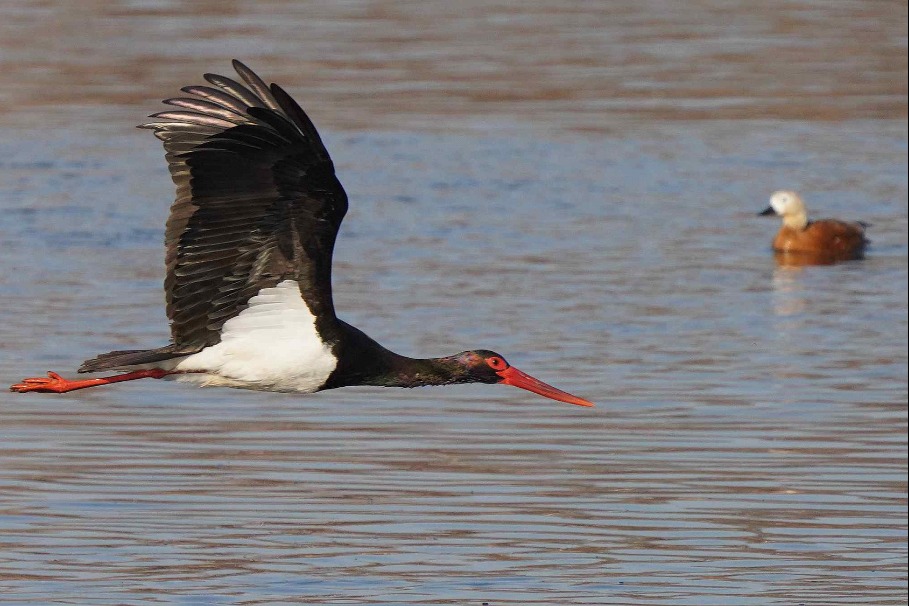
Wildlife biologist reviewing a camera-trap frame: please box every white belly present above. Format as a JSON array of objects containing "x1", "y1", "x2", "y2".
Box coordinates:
[{"x1": 170, "y1": 280, "x2": 338, "y2": 393}]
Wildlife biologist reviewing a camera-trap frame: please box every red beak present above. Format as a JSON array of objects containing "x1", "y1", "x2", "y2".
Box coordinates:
[{"x1": 496, "y1": 366, "x2": 594, "y2": 407}]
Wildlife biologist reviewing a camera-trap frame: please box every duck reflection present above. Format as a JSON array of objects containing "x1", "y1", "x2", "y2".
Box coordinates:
[
  {"x1": 770, "y1": 265, "x2": 808, "y2": 317},
  {"x1": 772, "y1": 250, "x2": 860, "y2": 267}
]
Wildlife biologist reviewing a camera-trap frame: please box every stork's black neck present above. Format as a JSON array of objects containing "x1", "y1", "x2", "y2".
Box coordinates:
[{"x1": 318, "y1": 320, "x2": 476, "y2": 391}]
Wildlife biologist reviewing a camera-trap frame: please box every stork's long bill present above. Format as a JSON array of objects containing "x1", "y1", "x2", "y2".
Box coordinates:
[{"x1": 497, "y1": 366, "x2": 594, "y2": 407}]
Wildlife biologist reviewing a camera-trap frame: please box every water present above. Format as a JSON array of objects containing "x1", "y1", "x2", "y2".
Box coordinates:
[{"x1": 0, "y1": 2, "x2": 906, "y2": 605}]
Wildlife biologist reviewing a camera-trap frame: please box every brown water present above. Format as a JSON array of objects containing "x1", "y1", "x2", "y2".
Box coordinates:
[{"x1": 0, "y1": 2, "x2": 906, "y2": 605}]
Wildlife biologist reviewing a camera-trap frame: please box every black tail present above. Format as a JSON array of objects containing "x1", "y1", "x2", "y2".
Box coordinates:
[{"x1": 78, "y1": 346, "x2": 193, "y2": 373}]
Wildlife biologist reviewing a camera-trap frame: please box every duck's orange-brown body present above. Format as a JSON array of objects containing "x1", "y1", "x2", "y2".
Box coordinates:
[{"x1": 772, "y1": 219, "x2": 867, "y2": 259}]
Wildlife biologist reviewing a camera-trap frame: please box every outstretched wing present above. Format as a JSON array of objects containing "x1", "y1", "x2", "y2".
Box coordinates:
[{"x1": 140, "y1": 60, "x2": 348, "y2": 351}]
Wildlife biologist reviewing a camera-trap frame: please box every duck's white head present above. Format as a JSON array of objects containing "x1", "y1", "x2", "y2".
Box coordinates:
[{"x1": 761, "y1": 190, "x2": 808, "y2": 229}]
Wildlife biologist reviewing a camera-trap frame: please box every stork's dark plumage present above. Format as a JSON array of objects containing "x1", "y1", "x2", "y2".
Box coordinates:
[{"x1": 11, "y1": 61, "x2": 593, "y2": 408}]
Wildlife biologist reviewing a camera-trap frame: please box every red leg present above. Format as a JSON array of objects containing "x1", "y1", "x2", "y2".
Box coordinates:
[{"x1": 10, "y1": 369, "x2": 170, "y2": 394}]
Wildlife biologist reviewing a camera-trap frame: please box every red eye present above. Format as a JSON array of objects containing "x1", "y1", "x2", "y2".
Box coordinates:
[{"x1": 486, "y1": 357, "x2": 507, "y2": 371}]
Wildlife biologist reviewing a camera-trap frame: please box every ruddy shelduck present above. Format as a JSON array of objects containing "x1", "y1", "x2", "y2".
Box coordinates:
[{"x1": 759, "y1": 190, "x2": 868, "y2": 261}]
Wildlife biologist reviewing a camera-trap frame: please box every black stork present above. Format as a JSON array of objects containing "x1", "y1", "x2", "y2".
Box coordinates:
[{"x1": 10, "y1": 61, "x2": 594, "y2": 408}]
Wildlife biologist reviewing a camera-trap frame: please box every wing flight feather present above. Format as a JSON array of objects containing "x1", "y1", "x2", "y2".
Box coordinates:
[{"x1": 140, "y1": 60, "x2": 348, "y2": 351}]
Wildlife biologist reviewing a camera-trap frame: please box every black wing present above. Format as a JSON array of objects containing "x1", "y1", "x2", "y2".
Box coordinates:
[{"x1": 140, "y1": 60, "x2": 348, "y2": 351}]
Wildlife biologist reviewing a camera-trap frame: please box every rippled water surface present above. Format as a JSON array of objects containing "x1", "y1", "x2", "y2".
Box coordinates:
[{"x1": 1, "y1": 2, "x2": 906, "y2": 605}]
